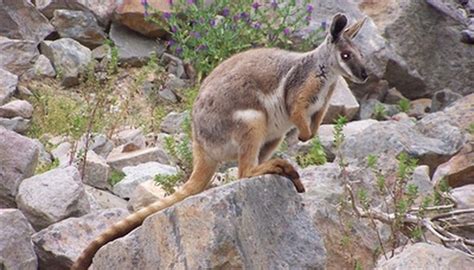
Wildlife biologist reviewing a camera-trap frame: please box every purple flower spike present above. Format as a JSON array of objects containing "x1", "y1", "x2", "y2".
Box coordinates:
[
  {"x1": 140, "y1": 0, "x2": 148, "y2": 7},
  {"x1": 168, "y1": 0, "x2": 173, "y2": 6},
  {"x1": 306, "y1": 4, "x2": 314, "y2": 14},
  {"x1": 321, "y1": 21, "x2": 327, "y2": 30},
  {"x1": 240, "y1": 12, "x2": 249, "y2": 19},
  {"x1": 253, "y1": 22, "x2": 261, "y2": 29},
  {"x1": 222, "y1": 7, "x2": 230, "y2": 17},
  {"x1": 271, "y1": 0, "x2": 278, "y2": 9},
  {"x1": 283, "y1": 28, "x2": 291, "y2": 35},
  {"x1": 175, "y1": 46, "x2": 183, "y2": 55},
  {"x1": 170, "y1": 25, "x2": 178, "y2": 33},
  {"x1": 210, "y1": 19, "x2": 216, "y2": 27},
  {"x1": 252, "y1": 2, "x2": 261, "y2": 10},
  {"x1": 196, "y1": 44, "x2": 208, "y2": 51},
  {"x1": 163, "y1": 12, "x2": 171, "y2": 20},
  {"x1": 167, "y1": 39, "x2": 175, "y2": 47},
  {"x1": 191, "y1": 31, "x2": 201, "y2": 39}
]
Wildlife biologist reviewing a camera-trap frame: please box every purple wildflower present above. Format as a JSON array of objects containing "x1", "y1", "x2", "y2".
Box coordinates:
[
  {"x1": 270, "y1": 0, "x2": 278, "y2": 9},
  {"x1": 233, "y1": 14, "x2": 240, "y2": 22},
  {"x1": 320, "y1": 21, "x2": 327, "y2": 30},
  {"x1": 305, "y1": 15, "x2": 311, "y2": 23},
  {"x1": 167, "y1": 39, "x2": 175, "y2": 47},
  {"x1": 252, "y1": 2, "x2": 261, "y2": 10},
  {"x1": 283, "y1": 27, "x2": 291, "y2": 36},
  {"x1": 175, "y1": 46, "x2": 183, "y2": 55},
  {"x1": 253, "y1": 22, "x2": 261, "y2": 29},
  {"x1": 222, "y1": 7, "x2": 230, "y2": 17},
  {"x1": 306, "y1": 4, "x2": 314, "y2": 14},
  {"x1": 210, "y1": 19, "x2": 216, "y2": 27},
  {"x1": 196, "y1": 44, "x2": 208, "y2": 51},
  {"x1": 162, "y1": 12, "x2": 171, "y2": 20},
  {"x1": 191, "y1": 31, "x2": 201, "y2": 39},
  {"x1": 187, "y1": 0, "x2": 195, "y2": 4},
  {"x1": 170, "y1": 25, "x2": 178, "y2": 33},
  {"x1": 168, "y1": 0, "x2": 173, "y2": 6},
  {"x1": 140, "y1": 0, "x2": 148, "y2": 7},
  {"x1": 240, "y1": 12, "x2": 249, "y2": 19}
]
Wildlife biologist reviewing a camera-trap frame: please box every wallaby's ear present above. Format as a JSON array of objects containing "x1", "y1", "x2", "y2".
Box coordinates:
[
  {"x1": 345, "y1": 16, "x2": 368, "y2": 39},
  {"x1": 330, "y1": 13, "x2": 348, "y2": 43}
]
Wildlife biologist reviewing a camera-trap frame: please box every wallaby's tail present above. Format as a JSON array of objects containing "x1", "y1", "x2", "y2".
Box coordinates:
[{"x1": 71, "y1": 142, "x2": 218, "y2": 270}]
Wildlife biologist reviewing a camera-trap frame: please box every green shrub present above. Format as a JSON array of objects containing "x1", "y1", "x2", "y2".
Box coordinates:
[
  {"x1": 144, "y1": 0, "x2": 324, "y2": 79},
  {"x1": 396, "y1": 98, "x2": 410, "y2": 113},
  {"x1": 296, "y1": 136, "x2": 327, "y2": 168},
  {"x1": 154, "y1": 172, "x2": 184, "y2": 195}
]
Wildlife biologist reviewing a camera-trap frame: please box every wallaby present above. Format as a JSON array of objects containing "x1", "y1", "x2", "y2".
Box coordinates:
[{"x1": 71, "y1": 13, "x2": 368, "y2": 270}]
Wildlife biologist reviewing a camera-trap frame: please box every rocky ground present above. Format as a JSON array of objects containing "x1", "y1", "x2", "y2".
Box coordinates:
[{"x1": 1, "y1": 0, "x2": 473, "y2": 270}]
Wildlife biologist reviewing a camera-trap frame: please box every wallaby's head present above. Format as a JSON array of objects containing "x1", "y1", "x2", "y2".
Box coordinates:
[{"x1": 327, "y1": 13, "x2": 368, "y2": 84}]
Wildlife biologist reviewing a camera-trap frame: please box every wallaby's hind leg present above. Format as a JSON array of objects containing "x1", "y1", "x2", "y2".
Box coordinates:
[{"x1": 235, "y1": 118, "x2": 305, "y2": 193}]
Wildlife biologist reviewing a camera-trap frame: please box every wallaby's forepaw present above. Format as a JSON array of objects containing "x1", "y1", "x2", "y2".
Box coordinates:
[{"x1": 272, "y1": 159, "x2": 305, "y2": 193}]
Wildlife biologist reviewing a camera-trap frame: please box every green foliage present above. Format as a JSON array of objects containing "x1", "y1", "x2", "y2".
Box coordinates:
[
  {"x1": 35, "y1": 159, "x2": 59, "y2": 175},
  {"x1": 154, "y1": 172, "x2": 184, "y2": 195},
  {"x1": 468, "y1": 123, "x2": 474, "y2": 135},
  {"x1": 296, "y1": 136, "x2": 327, "y2": 168},
  {"x1": 105, "y1": 39, "x2": 119, "y2": 75},
  {"x1": 373, "y1": 104, "x2": 387, "y2": 120},
  {"x1": 396, "y1": 152, "x2": 417, "y2": 181},
  {"x1": 145, "y1": 0, "x2": 324, "y2": 78},
  {"x1": 366, "y1": 154, "x2": 378, "y2": 169},
  {"x1": 354, "y1": 260, "x2": 364, "y2": 270},
  {"x1": 396, "y1": 98, "x2": 410, "y2": 113},
  {"x1": 108, "y1": 169, "x2": 125, "y2": 186},
  {"x1": 333, "y1": 115, "x2": 348, "y2": 149},
  {"x1": 163, "y1": 134, "x2": 193, "y2": 173}
]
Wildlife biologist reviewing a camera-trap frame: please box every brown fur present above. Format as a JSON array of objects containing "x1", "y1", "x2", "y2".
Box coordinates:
[{"x1": 71, "y1": 14, "x2": 367, "y2": 270}]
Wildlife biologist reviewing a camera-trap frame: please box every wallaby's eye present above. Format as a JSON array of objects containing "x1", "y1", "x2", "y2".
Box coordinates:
[{"x1": 341, "y1": 52, "x2": 351, "y2": 61}]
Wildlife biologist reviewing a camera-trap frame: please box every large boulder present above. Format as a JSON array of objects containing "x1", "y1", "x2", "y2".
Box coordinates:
[
  {"x1": 109, "y1": 23, "x2": 165, "y2": 67},
  {"x1": 432, "y1": 142, "x2": 473, "y2": 188},
  {"x1": 16, "y1": 166, "x2": 91, "y2": 230},
  {"x1": 0, "y1": 100, "x2": 33, "y2": 119},
  {"x1": 40, "y1": 38, "x2": 92, "y2": 87},
  {"x1": 0, "y1": 68, "x2": 18, "y2": 105},
  {"x1": 0, "y1": 209, "x2": 37, "y2": 270},
  {"x1": 359, "y1": 0, "x2": 474, "y2": 98},
  {"x1": 0, "y1": 0, "x2": 54, "y2": 44},
  {"x1": 93, "y1": 176, "x2": 326, "y2": 269},
  {"x1": 322, "y1": 77, "x2": 360, "y2": 124},
  {"x1": 81, "y1": 150, "x2": 111, "y2": 190},
  {"x1": 376, "y1": 243, "x2": 474, "y2": 269},
  {"x1": 36, "y1": 0, "x2": 117, "y2": 25},
  {"x1": 51, "y1": 9, "x2": 107, "y2": 49},
  {"x1": 114, "y1": 0, "x2": 171, "y2": 38},
  {"x1": 0, "y1": 128, "x2": 38, "y2": 208},
  {"x1": 32, "y1": 208, "x2": 129, "y2": 270},
  {"x1": 0, "y1": 37, "x2": 39, "y2": 76}
]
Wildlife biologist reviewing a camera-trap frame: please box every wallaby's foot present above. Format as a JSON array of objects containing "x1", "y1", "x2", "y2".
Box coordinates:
[{"x1": 254, "y1": 159, "x2": 305, "y2": 193}]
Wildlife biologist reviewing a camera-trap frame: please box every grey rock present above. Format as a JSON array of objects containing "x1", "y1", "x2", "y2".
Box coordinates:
[
  {"x1": 450, "y1": 184, "x2": 474, "y2": 208},
  {"x1": 40, "y1": 38, "x2": 92, "y2": 87},
  {"x1": 0, "y1": 116, "x2": 30, "y2": 133},
  {"x1": 109, "y1": 23, "x2": 165, "y2": 67},
  {"x1": 322, "y1": 77, "x2": 360, "y2": 124},
  {"x1": 341, "y1": 120, "x2": 464, "y2": 175},
  {"x1": 79, "y1": 133, "x2": 114, "y2": 159},
  {"x1": 411, "y1": 165, "x2": 433, "y2": 202},
  {"x1": 383, "y1": 87, "x2": 407, "y2": 104},
  {"x1": 113, "y1": 162, "x2": 178, "y2": 199},
  {"x1": 160, "y1": 111, "x2": 188, "y2": 134},
  {"x1": 376, "y1": 243, "x2": 474, "y2": 269},
  {"x1": 51, "y1": 141, "x2": 72, "y2": 167},
  {"x1": 31, "y1": 54, "x2": 56, "y2": 79},
  {"x1": 51, "y1": 9, "x2": 107, "y2": 49},
  {"x1": 32, "y1": 139, "x2": 53, "y2": 166},
  {"x1": 0, "y1": 100, "x2": 33, "y2": 119},
  {"x1": 432, "y1": 142, "x2": 473, "y2": 188},
  {"x1": 32, "y1": 208, "x2": 129, "y2": 270},
  {"x1": 380, "y1": 0, "x2": 474, "y2": 97},
  {"x1": 93, "y1": 175, "x2": 326, "y2": 269},
  {"x1": 85, "y1": 185, "x2": 128, "y2": 210},
  {"x1": 107, "y1": 146, "x2": 170, "y2": 171},
  {"x1": 0, "y1": 0, "x2": 54, "y2": 44},
  {"x1": 0, "y1": 68, "x2": 18, "y2": 105},
  {"x1": 128, "y1": 179, "x2": 167, "y2": 211},
  {"x1": 112, "y1": 128, "x2": 146, "y2": 149},
  {"x1": 81, "y1": 151, "x2": 111, "y2": 190},
  {"x1": 16, "y1": 166, "x2": 91, "y2": 230},
  {"x1": 359, "y1": 99, "x2": 399, "y2": 120},
  {"x1": 162, "y1": 53, "x2": 186, "y2": 79},
  {"x1": 0, "y1": 128, "x2": 38, "y2": 208},
  {"x1": 0, "y1": 37, "x2": 40, "y2": 76},
  {"x1": 431, "y1": 88, "x2": 463, "y2": 112},
  {"x1": 36, "y1": 0, "x2": 117, "y2": 25},
  {"x1": 0, "y1": 209, "x2": 37, "y2": 270},
  {"x1": 159, "y1": 87, "x2": 179, "y2": 103},
  {"x1": 91, "y1": 44, "x2": 109, "y2": 60}
]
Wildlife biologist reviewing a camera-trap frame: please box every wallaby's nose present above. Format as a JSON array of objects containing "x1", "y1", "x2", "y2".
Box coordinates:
[{"x1": 361, "y1": 68, "x2": 368, "y2": 80}]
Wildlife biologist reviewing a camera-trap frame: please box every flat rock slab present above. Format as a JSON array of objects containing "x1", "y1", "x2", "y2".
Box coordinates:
[
  {"x1": 323, "y1": 77, "x2": 360, "y2": 124},
  {"x1": 0, "y1": 37, "x2": 40, "y2": 76},
  {"x1": 113, "y1": 161, "x2": 178, "y2": 199},
  {"x1": 94, "y1": 175, "x2": 326, "y2": 269},
  {"x1": 107, "y1": 146, "x2": 170, "y2": 171},
  {"x1": 16, "y1": 166, "x2": 91, "y2": 230},
  {"x1": 0, "y1": 209, "x2": 37, "y2": 270},
  {"x1": 32, "y1": 208, "x2": 129, "y2": 270},
  {"x1": 0, "y1": 128, "x2": 38, "y2": 207},
  {"x1": 0, "y1": 99, "x2": 33, "y2": 119}
]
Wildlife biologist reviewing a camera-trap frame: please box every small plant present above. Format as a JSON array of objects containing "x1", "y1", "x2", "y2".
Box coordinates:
[
  {"x1": 296, "y1": 136, "x2": 327, "y2": 168},
  {"x1": 373, "y1": 103, "x2": 387, "y2": 120},
  {"x1": 105, "y1": 39, "x2": 119, "y2": 75},
  {"x1": 396, "y1": 98, "x2": 410, "y2": 113},
  {"x1": 35, "y1": 159, "x2": 60, "y2": 175},
  {"x1": 108, "y1": 169, "x2": 126, "y2": 186},
  {"x1": 144, "y1": 0, "x2": 324, "y2": 79},
  {"x1": 154, "y1": 172, "x2": 184, "y2": 195},
  {"x1": 468, "y1": 123, "x2": 474, "y2": 135}
]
